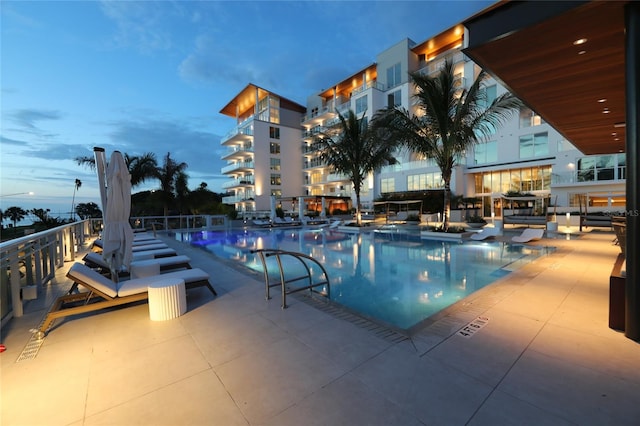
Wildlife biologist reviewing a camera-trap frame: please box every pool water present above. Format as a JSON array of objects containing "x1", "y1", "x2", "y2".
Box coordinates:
[{"x1": 177, "y1": 228, "x2": 551, "y2": 331}]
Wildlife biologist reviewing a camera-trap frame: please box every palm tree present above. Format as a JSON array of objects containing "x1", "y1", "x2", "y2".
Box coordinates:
[
  {"x1": 316, "y1": 109, "x2": 397, "y2": 226},
  {"x1": 5, "y1": 206, "x2": 27, "y2": 228},
  {"x1": 70, "y1": 178, "x2": 82, "y2": 221},
  {"x1": 125, "y1": 153, "x2": 158, "y2": 187},
  {"x1": 373, "y1": 59, "x2": 522, "y2": 230},
  {"x1": 75, "y1": 152, "x2": 157, "y2": 188},
  {"x1": 156, "y1": 152, "x2": 188, "y2": 216}
]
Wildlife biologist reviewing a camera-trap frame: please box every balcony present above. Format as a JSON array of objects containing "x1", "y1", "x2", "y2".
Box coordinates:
[
  {"x1": 221, "y1": 177, "x2": 255, "y2": 189},
  {"x1": 416, "y1": 51, "x2": 465, "y2": 78},
  {"x1": 221, "y1": 117, "x2": 254, "y2": 145},
  {"x1": 221, "y1": 161, "x2": 255, "y2": 174},
  {"x1": 303, "y1": 158, "x2": 326, "y2": 170},
  {"x1": 302, "y1": 105, "x2": 336, "y2": 125},
  {"x1": 551, "y1": 168, "x2": 626, "y2": 186},
  {"x1": 222, "y1": 194, "x2": 255, "y2": 204},
  {"x1": 326, "y1": 172, "x2": 349, "y2": 183},
  {"x1": 221, "y1": 145, "x2": 254, "y2": 161},
  {"x1": 351, "y1": 80, "x2": 384, "y2": 96}
]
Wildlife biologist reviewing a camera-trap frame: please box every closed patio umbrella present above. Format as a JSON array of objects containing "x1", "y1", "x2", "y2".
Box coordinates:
[{"x1": 101, "y1": 151, "x2": 133, "y2": 281}]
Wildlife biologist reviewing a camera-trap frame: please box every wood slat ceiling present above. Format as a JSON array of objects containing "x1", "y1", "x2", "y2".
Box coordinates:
[{"x1": 464, "y1": 1, "x2": 627, "y2": 155}]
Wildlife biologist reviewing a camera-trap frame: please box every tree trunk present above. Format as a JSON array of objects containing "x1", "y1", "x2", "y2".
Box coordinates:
[
  {"x1": 443, "y1": 180, "x2": 451, "y2": 231},
  {"x1": 355, "y1": 191, "x2": 362, "y2": 226}
]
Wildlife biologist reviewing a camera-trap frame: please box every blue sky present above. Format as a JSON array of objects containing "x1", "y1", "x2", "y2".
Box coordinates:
[{"x1": 1, "y1": 0, "x2": 493, "y2": 220}]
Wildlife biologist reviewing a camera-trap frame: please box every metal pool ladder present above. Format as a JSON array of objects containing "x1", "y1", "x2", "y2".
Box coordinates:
[{"x1": 252, "y1": 249, "x2": 330, "y2": 308}]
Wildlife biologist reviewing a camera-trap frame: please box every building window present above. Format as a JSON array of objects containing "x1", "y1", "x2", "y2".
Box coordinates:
[
  {"x1": 577, "y1": 154, "x2": 624, "y2": 182},
  {"x1": 270, "y1": 174, "x2": 281, "y2": 186},
  {"x1": 271, "y1": 189, "x2": 282, "y2": 197},
  {"x1": 355, "y1": 95, "x2": 367, "y2": 114},
  {"x1": 386, "y1": 63, "x2": 401, "y2": 89},
  {"x1": 519, "y1": 107, "x2": 544, "y2": 128},
  {"x1": 557, "y1": 139, "x2": 575, "y2": 152},
  {"x1": 519, "y1": 132, "x2": 548, "y2": 158},
  {"x1": 478, "y1": 84, "x2": 496, "y2": 109},
  {"x1": 270, "y1": 158, "x2": 281, "y2": 171},
  {"x1": 407, "y1": 172, "x2": 443, "y2": 190},
  {"x1": 269, "y1": 126, "x2": 280, "y2": 139},
  {"x1": 474, "y1": 166, "x2": 552, "y2": 194},
  {"x1": 381, "y1": 178, "x2": 395, "y2": 193},
  {"x1": 474, "y1": 140, "x2": 497, "y2": 165},
  {"x1": 387, "y1": 90, "x2": 401, "y2": 107},
  {"x1": 270, "y1": 142, "x2": 280, "y2": 154}
]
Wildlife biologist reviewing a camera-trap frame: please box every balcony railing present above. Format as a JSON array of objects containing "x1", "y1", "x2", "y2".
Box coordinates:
[
  {"x1": 222, "y1": 195, "x2": 256, "y2": 204},
  {"x1": 1, "y1": 220, "x2": 96, "y2": 324},
  {"x1": 221, "y1": 161, "x2": 255, "y2": 174},
  {"x1": 222, "y1": 145, "x2": 254, "y2": 160},
  {"x1": 551, "y1": 168, "x2": 626, "y2": 185},
  {"x1": 351, "y1": 80, "x2": 384, "y2": 96},
  {"x1": 221, "y1": 116, "x2": 254, "y2": 145},
  {"x1": 221, "y1": 177, "x2": 255, "y2": 189}
]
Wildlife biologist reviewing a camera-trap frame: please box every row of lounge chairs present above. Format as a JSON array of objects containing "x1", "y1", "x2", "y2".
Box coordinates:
[
  {"x1": 36, "y1": 233, "x2": 217, "y2": 338},
  {"x1": 252, "y1": 217, "x2": 342, "y2": 228}
]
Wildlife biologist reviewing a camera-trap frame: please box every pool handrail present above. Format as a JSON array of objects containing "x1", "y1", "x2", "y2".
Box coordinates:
[{"x1": 251, "y1": 249, "x2": 330, "y2": 308}]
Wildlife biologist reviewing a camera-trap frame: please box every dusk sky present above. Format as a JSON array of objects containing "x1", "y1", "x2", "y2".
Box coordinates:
[{"x1": 1, "y1": 0, "x2": 494, "y2": 220}]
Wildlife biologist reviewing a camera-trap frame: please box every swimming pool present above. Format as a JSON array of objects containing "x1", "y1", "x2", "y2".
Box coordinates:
[{"x1": 177, "y1": 228, "x2": 551, "y2": 331}]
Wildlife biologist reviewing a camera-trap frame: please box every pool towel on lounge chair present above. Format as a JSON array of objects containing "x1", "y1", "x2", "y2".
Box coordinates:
[
  {"x1": 36, "y1": 262, "x2": 216, "y2": 337},
  {"x1": 511, "y1": 228, "x2": 544, "y2": 243}
]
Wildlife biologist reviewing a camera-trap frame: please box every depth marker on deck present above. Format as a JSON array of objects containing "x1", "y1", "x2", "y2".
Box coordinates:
[{"x1": 457, "y1": 316, "x2": 489, "y2": 338}]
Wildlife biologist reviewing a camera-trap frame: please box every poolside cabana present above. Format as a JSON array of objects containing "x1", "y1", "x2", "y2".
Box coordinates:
[
  {"x1": 374, "y1": 200, "x2": 423, "y2": 224},
  {"x1": 463, "y1": 0, "x2": 639, "y2": 341}
]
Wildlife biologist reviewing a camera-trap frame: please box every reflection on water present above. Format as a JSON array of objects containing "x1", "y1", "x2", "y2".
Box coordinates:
[{"x1": 177, "y1": 229, "x2": 552, "y2": 330}]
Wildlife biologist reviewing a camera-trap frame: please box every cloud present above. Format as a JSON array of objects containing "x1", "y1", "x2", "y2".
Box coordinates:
[
  {"x1": 105, "y1": 114, "x2": 228, "y2": 190},
  {"x1": 100, "y1": 0, "x2": 173, "y2": 53},
  {"x1": 0, "y1": 135, "x2": 28, "y2": 146},
  {"x1": 8, "y1": 108, "x2": 62, "y2": 131},
  {"x1": 178, "y1": 35, "x2": 261, "y2": 86},
  {"x1": 20, "y1": 142, "x2": 93, "y2": 161}
]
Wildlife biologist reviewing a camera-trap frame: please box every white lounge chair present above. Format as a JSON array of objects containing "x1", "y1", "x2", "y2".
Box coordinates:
[
  {"x1": 132, "y1": 248, "x2": 177, "y2": 259},
  {"x1": 252, "y1": 219, "x2": 271, "y2": 227},
  {"x1": 37, "y1": 262, "x2": 216, "y2": 336},
  {"x1": 83, "y1": 251, "x2": 192, "y2": 276},
  {"x1": 511, "y1": 228, "x2": 544, "y2": 243},
  {"x1": 328, "y1": 220, "x2": 342, "y2": 229},
  {"x1": 131, "y1": 243, "x2": 169, "y2": 252},
  {"x1": 470, "y1": 226, "x2": 501, "y2": 241}
]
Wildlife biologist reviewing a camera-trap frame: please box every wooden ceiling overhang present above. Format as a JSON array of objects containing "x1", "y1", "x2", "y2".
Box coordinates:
[
  {"x1": 220, "y1": 83, "x2": 305, "y2": 118},
  {"x1": 463, "y1": 0, "x2": 628, "y2": 155}
]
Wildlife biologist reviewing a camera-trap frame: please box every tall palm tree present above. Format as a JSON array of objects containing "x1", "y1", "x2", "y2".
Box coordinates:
[
  {"x1": 373, "y1": 59, "x2": 522, "y2": 230},
  {"x1": 70, "y1": 178, "x2": 81, "y2": 221},
  {"x1": 74, "y1": 152, "x2": 157, "y2": 188},
  {"x1": 316, "y1": 109, "x2": 397, "y2": 226},
  {"x1": 156, "y1": 152, "x2": 188, "y2": 216}
]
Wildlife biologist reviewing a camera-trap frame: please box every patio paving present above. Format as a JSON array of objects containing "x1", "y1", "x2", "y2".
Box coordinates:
[{"x1": 2, "y1": 228, "x2": 639, "y2": 425}]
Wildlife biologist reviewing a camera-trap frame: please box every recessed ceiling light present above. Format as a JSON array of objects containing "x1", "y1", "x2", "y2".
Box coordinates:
[
  {"x1": 614, "y1": 122, "x2": 626, "y2": 128},
  {"x1": 598, "y1": 98, "x2": 607, "y2": 103},
  {"x1": 603, "y1": 109, "x2": 610, "y2": 114},
  {"x1": 573, "y1": 38, "x2": 587, "y2": 45},
  {"x1": 578, "y1": 50, "x2": 586, "y2": 55}
]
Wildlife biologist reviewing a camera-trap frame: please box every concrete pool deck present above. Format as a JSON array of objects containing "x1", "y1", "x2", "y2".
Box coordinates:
[{"x1": 2, "y1": 229, "x2": 639, "y2": 425}]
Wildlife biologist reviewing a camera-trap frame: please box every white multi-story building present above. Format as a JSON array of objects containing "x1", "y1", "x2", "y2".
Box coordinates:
[
  {"x1": 219, "y1": 84, "x2": 306, "y2": 215},
  {"x1": 220, "y1": 25, "x2": 626, "y2": 218}
]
